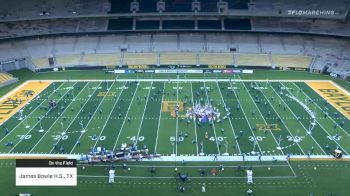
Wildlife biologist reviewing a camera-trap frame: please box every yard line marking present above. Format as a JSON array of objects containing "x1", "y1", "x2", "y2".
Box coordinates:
[
  {"x1": 216, "y1": 81, "x2": 241, "y2": 155},
  {"x1": 241, "y1": 81, "x2": 285, "y2": 155},
  {"x1": 278, "y1": 82, "x2": 333, "y2": 154},
  {"x1": 292, "y1": 82, "x2": 350, "y2": 138},
  {"x1": 93, "y1": 81, "x2": 126, "y2": 149},
  {"x1": 203, "y1": 81, "x2": 220, "y2": 155},
  {"x1": 69, "y1": 81, "x2": 116, "y2": 153},
  {"x1": 29, "y1": 82, "x2": 89, "y2": 153},
  {"x1": 0, "y1": 82, "x2": 63, "y2": 144},
  {"x1": 154, "y1": 82, "x2": 166, "y2": 154},
  {"x1": 287, "y1": 82, "x2": 349, "y2": 154},
  {"x1": 82, "y1": 164, "x2": 291, "y2": 168},
  {"x1": 175, "y1": 76, "x2": 179, "y2": 155},
  {"x1": 111, "y1": 82, "x2": 142, "y2": 151},
  {"x1": 134, "y1": 82, "x2": 153, "y2": 147},
  {"x1": 0, "y1": 81, "x2": 52, "y2": 125},
  {"x1": 286, "y1": 159, "x2": 297, "y2": 177},
  {"x1": 270, "y1": 82, "x2": 325, "y2": 154},
  {"x1": 8, "y1": 82, "x2": 78, "y2": 152},
  {"x1": 190, "y1": 82, "x2": 199, "y2": 155},
  {"x1": 229, "y1": 81, "x2": 263, "y2": 155},
  {"x1": 255, "y1": 81, "x2": 305, "y2": 155},
  {"x1": 48, "y1": 82, "x2": 102, "y2": 154},
  {"x1": 77, "y1": 175, "x2": 296, "y2": 179}
]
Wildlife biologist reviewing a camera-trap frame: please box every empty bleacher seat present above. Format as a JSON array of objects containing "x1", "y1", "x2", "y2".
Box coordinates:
[
  {"x1": 160, "y1": 53, "x2": 196, "y2": 65},
  {"x1": 236, "y1": 53, "x2": 271, "y2": 66},
  {"x1": 32, "y1": 58, "x2": 49, "y2": 68},
  {"x1": 56, "y1": 55, "x2": 81, "y2": 65},
  {"x1": 123, "y1": 53, "x2": 157, "y2": 65},
  {"x1": 82, "y1": 53, "x2": 120, "y2": 66},
  {"x1": 272, "y1": 55, "x2": 312, "y2": 68},
  {"x1": 199, "y1": 53, "x2": 233, "y2": 65},
  {"x1": 0, "y1": 72, "x2": 15, "y2": 85}
]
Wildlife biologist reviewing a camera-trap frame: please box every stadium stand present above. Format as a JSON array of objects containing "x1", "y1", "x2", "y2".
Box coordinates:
[
  {"x1": 199, "y1": 53, "x2": 233, "y2": 65},
  {"x1": 235, "y1": 53, "x2": 271, "y2": 67},
  {"x1": 73, "y1": 36, "x2": 100, "y2": 54},
  {"x1": 82, "y1": 53, "x2": 120, "y2": 66},
  {"x1": 0, "y1": 33, "x2": 349, "y2": 77},
  {"x1": 126, "y1": 34, "x2": 152, "y2": 52},
  {"x1": 271, "y1": 55, "x2": 312, "y2": 69},
  {"x1": 97, "y1": 35, "x2": 125, "y2": 53},
  {"x1": 205, "y1": 33, "x2": 231, "y2": 52},
  {"x1": 234, "y1": 34, "x2": 260, "y2": 53},
  {"x1": 31, "y1": 57, "x2": 50, "y2": 68},
  {"x1": 179, "y1": 34, "x2": 205, "y2": 52},
  {"x1": 0, "y1": 72, "x2": 17, "y2": 87},
  {"x1": 123, "y1": 53, "x2": 157, "y2": 65},
  {"x1": 160, "y1": 52, "x2": 196, "y2": 65},
  {"x1": 55, "y1": 55, "x2": 81, "y2": 66},
  {"x1": 0, "y1": 0, "x2": 109, "y2": 20},
  {"x1": 152, "y1": 34, "x2": 178, "y2": 52}
]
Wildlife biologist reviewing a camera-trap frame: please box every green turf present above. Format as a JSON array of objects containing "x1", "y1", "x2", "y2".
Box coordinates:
[
  {"x1": 1, "y1": 159, "x2": 350, "y2": 196},
  {"x1": 1, "y1": 79, "x2": 349, "y2": 156},
  {"x1": 0, "y1": 69, "x2": 349, "y2": 195}
]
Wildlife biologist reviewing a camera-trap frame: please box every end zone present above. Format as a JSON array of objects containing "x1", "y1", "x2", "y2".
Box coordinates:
[
  {"x1": 0, "y1": 81, "x2": 51, "y2": 124},
  {"x1": 305, "y1": 81, "x2": 350, "y2": 119}
]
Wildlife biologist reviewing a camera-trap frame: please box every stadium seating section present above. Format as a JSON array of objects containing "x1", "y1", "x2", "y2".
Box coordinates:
[
  {"x1": 30, "y1": 52, "x2": 313, "y2": 69},
  {"x1": 82, "y1": 53, "x2": 121, "y2": 66},
  {"x1": 123, "y1": 53, "x2": 157, "y2": 65},
  {"x1": 235, "y1": 53, "x2": 271, "y2": 67},
  {"x1": 0, "y1": 0, "x2": 348, "y2": 37},
  {"x1": 159, "y1": 53, "x2": 197, "y2": 65},
  {"x1": 199, "y1": 53, "x2": 233, "y2": 65},
  {"x1": 1, "y1": 33, "x2": 348, "y2": 77},
  {"x1": 271, "y1": 55, "x2": 312, "y2": 69},
  {"x1": 0, "y1": 72, "x2": 15, "y2": 86}
]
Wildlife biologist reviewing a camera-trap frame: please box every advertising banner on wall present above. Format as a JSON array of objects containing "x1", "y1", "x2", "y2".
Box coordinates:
[{"x1": 155, "y1": 69, "x2": 203, "y2": 74}]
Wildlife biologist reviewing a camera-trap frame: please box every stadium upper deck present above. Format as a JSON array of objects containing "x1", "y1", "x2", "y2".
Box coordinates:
[{"x1": 0, "y1": 0, "x2": 349, "y2": 38}]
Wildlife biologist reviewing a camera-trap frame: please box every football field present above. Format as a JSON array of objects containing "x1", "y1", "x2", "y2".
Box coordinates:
[{"x1": 0, "y1": 78, "x2": 349, "y2": 158}]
